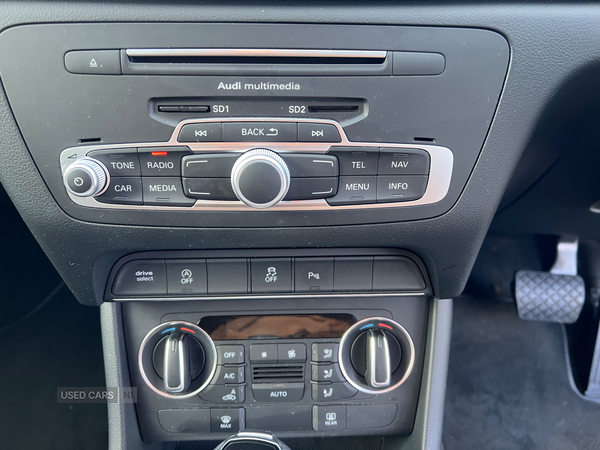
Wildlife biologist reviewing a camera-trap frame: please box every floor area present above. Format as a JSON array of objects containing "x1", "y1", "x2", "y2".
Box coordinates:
[{"x1": 444, "y1": 296, "x2": 600, "y2": 450}]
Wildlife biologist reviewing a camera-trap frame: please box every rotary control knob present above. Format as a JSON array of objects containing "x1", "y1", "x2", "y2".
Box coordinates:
[
  {"x1": 63, "y1": 157, "x2": 108, "y2": 197},
  {"x1": 138, "y1": 321, "x2": 217, "y2": 399},
  {"x1": 231, "y1": 148, "x2": 291, "y2": 209},
  {"x1": 339, "y1": 317, "x2": 416, "y2": 394}
]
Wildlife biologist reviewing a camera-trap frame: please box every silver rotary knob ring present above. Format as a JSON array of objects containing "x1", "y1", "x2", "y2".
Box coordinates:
[
  {"x1": 231, "y1": 148, "x2": 291, "y2": 209},
  {"x1": 63, "y1": 157, "x2": 109, "y2": 197}
]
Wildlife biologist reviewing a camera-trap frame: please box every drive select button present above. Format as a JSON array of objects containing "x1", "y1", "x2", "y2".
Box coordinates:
[{"x1": 112, "y1": 260, "x2": 167, "y2": 296}]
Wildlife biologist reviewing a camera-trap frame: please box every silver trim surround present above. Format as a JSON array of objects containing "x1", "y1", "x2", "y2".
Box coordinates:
[
  {"x1": 112, "y1": 291, "x2": 426, "y2": 302},
  {"x1": 338, "y1": 316, "x2": 416, "y2": 395},
  {"x1": 60, "y1": 118, "x2": 454, "y2": 212},
  {"x1": 138, "y1": 321, "x2": 217, "y2": 400},
  {"x1": 126, "y1": 48, "x2": 388, "y2": 60}
]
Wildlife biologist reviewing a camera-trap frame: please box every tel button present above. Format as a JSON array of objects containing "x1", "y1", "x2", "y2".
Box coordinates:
[
  {"x1": 112, "y1": 260, "x2": 167, "y2": 296},
  {"x1": 329, "y1": 147, "x2": 379, "y2": 175},
  {"x1": 95, "y1": 177, "x2": 143, "y2": 205},
  {"x1": 166, "y1": 259, "x2": 207, "y2": 295}
]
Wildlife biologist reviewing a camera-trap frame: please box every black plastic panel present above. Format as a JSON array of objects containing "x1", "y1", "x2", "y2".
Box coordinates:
[{"x1": 0, "y1": 23, "x2": 508, "y2": 227}]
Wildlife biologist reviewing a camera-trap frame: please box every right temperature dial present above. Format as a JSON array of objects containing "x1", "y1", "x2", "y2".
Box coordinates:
[{"x1": 338, "y1": 317, "x2": 415, "y2": 394}]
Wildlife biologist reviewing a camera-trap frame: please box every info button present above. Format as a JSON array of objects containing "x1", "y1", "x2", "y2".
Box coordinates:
[
  {"x1": 223, "y1": 122, "x2": 297, "y2": 142},
  {"x1": 112, "y1": 260, "x2": 167, "y2": 296}
]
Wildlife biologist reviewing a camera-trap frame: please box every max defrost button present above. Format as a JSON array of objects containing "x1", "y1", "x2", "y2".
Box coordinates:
[
  {"x1": 142, "y1": 177, "x2": 195, "y2": 206},
  {"x1": 211, "y1": 408, "x2": 245, "y2": 433},
  {"x1": 96, "y1": 177, "x2": 142, "y2": 205},
  {"x1": 112, "y1": 260, "x2": 167, "y2": 296},
  {"x1": 166, "y1": 259, "x2": 208, "y2": 295}
]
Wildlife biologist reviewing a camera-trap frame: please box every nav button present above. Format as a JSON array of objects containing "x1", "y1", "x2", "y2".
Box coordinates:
[{"x1": 96, "y1": 177, "x2": 143, "y2": 205}]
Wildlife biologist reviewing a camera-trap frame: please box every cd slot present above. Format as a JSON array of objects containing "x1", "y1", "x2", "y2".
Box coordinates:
[{"x1": 122, "y1": 49, "x2": 391, "y2": 76}]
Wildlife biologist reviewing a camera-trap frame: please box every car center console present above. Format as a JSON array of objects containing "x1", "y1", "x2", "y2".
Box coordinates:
[{"x1": 0, "y1": 18, "x2": 509, "y2": 450}]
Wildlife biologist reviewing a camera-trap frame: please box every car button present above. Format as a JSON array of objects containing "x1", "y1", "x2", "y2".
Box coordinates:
[
  {"x1": 222, "y1": 122, "x2": 297, "y2": 142},
  {"x1": 311, "y1": 363, "x2": 345, "y2": 382},
  {"x1": 298, "y1": 123, "x2": 341, "y2": 142},
  {"x1": 178, "y1": 123, "x2": 223, "y2": 143},
  {"x1": 376, "y1": 175, "x2": 428, "y2": 203},
  {"x1": 378, "y1": 148, "x2": 430, "y2": 175},
  {"x1": 138, "y1": 147, "x2": 192, "y2": 176},
  {"x1": 88, "y1": 148, "x2": 140, "y2": 177},
  {"x1": 95, "y1": 177, "x2": 143, "y2": 205},
  {"x1": 278, "y1": 343, "x2": 306, "y2": 362},
  {"x1": 182, "y1": 153, "x2": 238, "y2": 178},
  {"x1": 142, "y1": 177, "x2": 195, "y2": 206},
  {"x1": 210, "y1": 408, "x2": 245, "y2": 433},
  {"x1": 216, "y1": 345, "x2": 245, "y2": 365},
  {"x1": 313, "y1": 405, "x2": 346, "y2": 431},
  {"x1": 312, "y1": 382, "x2": 357, "y2": 401},
  {"x1": 112, "y1": 260, "x2": 167, "y2": 296},
  {"x1": 294, "y1": 258, "x2": 334, "y2": 292},
  {"x1": 211, "y1": 365, "x2": 245, "y2": 385},
  {"x1": 200, "y1": 385, "x2": 245, "y2": 404},
  {"x1": 250, "y1": 258, "x2": 292, "y2": 293},
  {"x1": 285, "y1": 178, "x2": 338, "y2": 201},
  {"x1": 311, "y1": 343, "x2": 339, "y2": 363},
  {"x1": 182, "y1": 178, "x2": 237, "y2": 200},
  {"x1": 166, "y1": 259, "x2": 208, "y2": 295},
  {"x1": 250, "y1": 344, "x2": 278, "y2": 364},
  {"x1": 328, "y1": 147, "x2": 379, "y2": 175},
  {"x1": 282, "y1": 154, "x2": 338, "y2": 178},
  {"x1": 252, "y1": 383, "x2": 305, "y2": 402},
  {"x1": 326, "y1": 176, "x2": 376, "y2": 205}
]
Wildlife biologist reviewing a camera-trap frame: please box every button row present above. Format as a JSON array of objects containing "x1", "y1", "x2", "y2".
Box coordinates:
[
  {"x1": 327, "y1": 175, "x2": 428, "y2": 206},
  {"x1": 250, "y1": 343, "x2": 307, "y2": 363},
  {"x1": 178, "y1": 122, "x2": 342, "y2": 143},
  {"x1": 112, "y1": 256, "x2": 426, "y2": 297},
  {"x1": 329, "y1": 147, "x2": 430, "y2": 176},
  {"x1": 157, "y1": 403, "x2": 396, "y2": 434}
]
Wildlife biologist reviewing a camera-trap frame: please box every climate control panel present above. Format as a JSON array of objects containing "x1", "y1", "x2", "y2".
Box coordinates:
[{"x1": 60, "y1": 118, "x2": 453, "y2": 212}]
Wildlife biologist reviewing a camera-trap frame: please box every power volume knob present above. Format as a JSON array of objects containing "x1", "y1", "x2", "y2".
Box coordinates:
[
  {"x1": 231, "y1": 148, "x2": 291, "y2": 209},
  {"x1": 63, "y1": 157, "x2": 108, "y2": 197}
]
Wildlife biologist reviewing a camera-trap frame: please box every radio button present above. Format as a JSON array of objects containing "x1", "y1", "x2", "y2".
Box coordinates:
[
  {"x1": 142, "y1": 177, "x2": 195, "y2": 206},
  {"x1": 326, "y1": 176, "x2": 376, "y2": 205},
  {"x1": 96, "y1": 177, "x2": 143, "y2": 205},
  {"x1": 298, "y1": 123, "x2": 341, "y2": 142},
  {"x1": 329, "y1": 147, "x2": 379, "y2": 176},
  {"x1": 376, "y1": 175, "x2": 428, "y2": 203},
  {"x1": 282, "y1": 154, "x2": 338, "y2": 178},
  {"x1": 223, "y1": 122, "x2": 297, "y2": 142},
  {"x1": 182, "y1": 154, "x2": 238, "y2": 178},
  {"x1": 285, "y1": 178, "x2": 338, "y2": 201},
  {"x1": 87, "y1": 148, "x2": 140, "y2": 177},
  {"x1": 378, "y1": 148, "x2": 430, "y2": 175},
  {"x1": 178, "y1": 123, "x2": 223, "y2": 143},
  {"x1": 182, "y1": 178, "x2": 237, "y2": 200},
  {"x1": 139, "y1": 147, "x2": 192, "y2": 177}
]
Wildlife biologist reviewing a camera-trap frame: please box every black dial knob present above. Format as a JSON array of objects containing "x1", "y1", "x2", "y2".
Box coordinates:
[
  {"x1": 339, "y1": 317, "x2": 415, "y2": 394},
  {"x1": 63, "y1": 157, "x2": 108, "y2": 197},
  {"x1": 231, "y1": 148, "x2": 291, "y2": 209},
  {"x1": 139, "y1": 321, "x2": 217, "y2": 399}
]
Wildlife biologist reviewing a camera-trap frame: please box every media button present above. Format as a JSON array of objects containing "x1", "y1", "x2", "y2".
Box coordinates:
[
  {"x1": 142, "y1": 177, "x2": 195, "y2": 206},
  {"x1": 222, "y1": 122, "x2": 297, "y2": 142}
]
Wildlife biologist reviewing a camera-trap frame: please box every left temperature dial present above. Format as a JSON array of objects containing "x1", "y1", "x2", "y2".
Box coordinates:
[
  {"x1": 63, "y1": 157, "x2": 109, "y2": 197},
  {"x1": 139, "y1": 321, "x2": 217, "y2": 399}
]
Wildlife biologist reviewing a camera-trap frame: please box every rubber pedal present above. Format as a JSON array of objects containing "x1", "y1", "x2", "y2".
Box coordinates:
[{"x1": 515, "y1": 270, "x2": 584, "y2": 324}]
